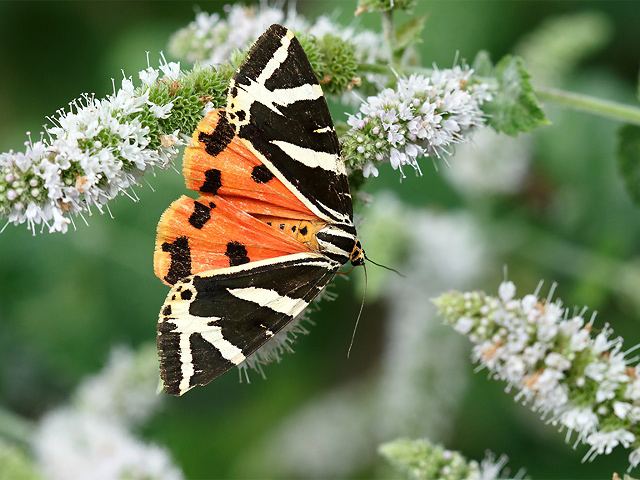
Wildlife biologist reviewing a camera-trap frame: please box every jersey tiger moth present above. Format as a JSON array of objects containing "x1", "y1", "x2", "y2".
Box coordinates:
[{"x1": 154, "y1": 24, "x2": 364, "y2": 396}]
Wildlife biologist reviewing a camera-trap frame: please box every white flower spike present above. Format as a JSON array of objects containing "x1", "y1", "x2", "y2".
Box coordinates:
[
  {"x1": 435, "y1": 281, "x2": 640, "y2": 470},
  {"x1": 0, "y1": 67, "x2": 181, "y2": 234}
]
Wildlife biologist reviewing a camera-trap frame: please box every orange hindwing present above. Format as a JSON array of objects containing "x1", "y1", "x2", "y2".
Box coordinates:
[{"x1": 154, "y1": 194, "x2": 315, "y2": 286}]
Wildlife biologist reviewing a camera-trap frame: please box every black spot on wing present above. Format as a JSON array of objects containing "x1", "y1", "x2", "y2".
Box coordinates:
[
  {"x1": 251, "y1": 164, "x2": 275, "y2": 184},
  {"x1": 200, "y1": 169, "x2": 222, "y2": 194},
  {"x1": 225, "y1": 241, "x2": 250, "y2": 266},
  {"x1": 180, "y1": 289, "x2": 193, "y2": 301},
  {"x1": 162, "y1": 236, "x2": 191, "y2": 285},
  {"x1": 198, "y1": 113, "x2": 235, "y2": 157},
  {"x1": 188, "y1": 201, "x2": 212, "y2": 229},
  {"x1": 162, "y1": 305, "x2": 172, "y2": 316}
]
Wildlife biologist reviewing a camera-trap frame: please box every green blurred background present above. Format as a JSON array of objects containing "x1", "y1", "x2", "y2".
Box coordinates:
[{"x1": 2, "y1": 1, "x2": 640, "y2": 478}]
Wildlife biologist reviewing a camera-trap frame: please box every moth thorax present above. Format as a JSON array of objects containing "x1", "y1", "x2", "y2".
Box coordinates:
[{"x1": 315, "y1": 225, "x2": 359, "y2": 266}]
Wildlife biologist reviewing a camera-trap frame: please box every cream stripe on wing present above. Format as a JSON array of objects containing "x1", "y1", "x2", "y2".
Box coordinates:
[
  {"x1": 178, "y1": 333, "x2": 195, "y2": 394},
  {"x1": 270, "y1": 140, "x2": 346, "y2": 175},
  {"x1": 257, "y1": 29, "x2": 293, "y2": 84},
  {"x1": 200, "y1": 329, "x2": 245, "y2": 364},
  {"x1": 227, "y1": 286, "x2": 308, "y2": 315},
  {"x1": 269, "y1": 84, "x2": 324, "y2": 106}
]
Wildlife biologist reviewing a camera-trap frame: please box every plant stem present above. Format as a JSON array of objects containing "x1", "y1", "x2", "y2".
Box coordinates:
[
  {"x1": 490, "y1": 218, "x2": 640, "y2": 310},
  {"x1": 381, "y1": 10, "x2": 396, "y2": 67},
  {"x1": 535, "y1": 86, "x2": 640, "y2": 126}
]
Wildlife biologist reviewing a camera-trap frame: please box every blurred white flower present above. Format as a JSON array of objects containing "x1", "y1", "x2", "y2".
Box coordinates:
[
  {"x1": 169, "y1": 4, "x2": 385, "y2": 68},
  {"x1": 375, "y1": 198, "x2": 487, "y2": 441},
  {"x1": 74, "y1": 344, "x2": 161, "y2": 426},
  {"x1": 32, "y1": 344, "x2": 183, "y2": 480},
  {"x1": 444, "y1": 128, "x2": 531, "y2": 196},
  {"x1": 34, "y1": 410, "x2": 182, "y2": 480}
]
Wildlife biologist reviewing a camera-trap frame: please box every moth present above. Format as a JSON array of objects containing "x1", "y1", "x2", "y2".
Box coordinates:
[{"x1": 154, "y1": 24, "x2": 364, "y2": 396}]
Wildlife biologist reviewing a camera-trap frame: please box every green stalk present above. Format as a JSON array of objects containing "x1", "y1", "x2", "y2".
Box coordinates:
[
  {"x1": 490, "y1": 218, "x2": 640, "y2": 310},
  {"x1": 381, "y1": 10, "x2": 396, "y2": 67},
  {"x1": 535, "y1": 86, "x2": 640, "y2": 126}
]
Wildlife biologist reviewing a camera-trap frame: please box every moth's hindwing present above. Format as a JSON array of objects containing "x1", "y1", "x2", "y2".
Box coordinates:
[
  {"x1": 227, "y1": 24, "x2": 353, "y2": 226},
  {"x1": 158, "y1": 253, "x2": 341, "y2": 395},
  {"x1": 154, "y1": 194, "x2": 311, "y2": 286}
]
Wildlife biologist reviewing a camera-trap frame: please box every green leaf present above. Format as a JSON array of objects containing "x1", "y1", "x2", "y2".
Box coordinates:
[
  {"x1": 357, "y1": 0, "x2": 416, "y2": 12},
  {"x1": 484, "y1": 55, "x2": 550, "y2": 136},
  {"x1": 394, "y1": 15, "x2": 427, "y2": 55},
  {"x1": 471, "y1": 50, "x2": 494, "y2": 77},
  {"x1": 617, "y1": 124, "x2": 640, "y2": 208}
]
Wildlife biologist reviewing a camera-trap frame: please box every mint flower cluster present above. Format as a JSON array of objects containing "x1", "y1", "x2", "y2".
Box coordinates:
[
  {"x1": 169, "y1": 4, "x2": 385, "y2": 69},
  {"x1": 0, "y1": 61, "x2": 183, "y2": 234},
  {"x1": 169, "y1": 4, "x2": 291, "y2": 66},
  {"x1": 435, "y1": 281, "x2": 640, "y2": 469},
  {"x1": 379, "y1": 438, "x2": 523, "y2": 480},
  {"x1": 342, "y1": 67, "x2": 491, "y2": 177}
]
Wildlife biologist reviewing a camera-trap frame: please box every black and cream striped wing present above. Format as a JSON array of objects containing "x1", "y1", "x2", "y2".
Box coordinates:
[
  {"x1": 157, "y1": 252, "x2": 341, "y2": 396},
  {"x1": 226, "y1": 24, "x2": 353, "y2": 227}
]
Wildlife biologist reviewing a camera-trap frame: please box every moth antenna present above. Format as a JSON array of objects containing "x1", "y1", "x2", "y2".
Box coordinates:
[
  {"x1": 364, "y1": 252, "x2": 404, "y2": 277},
  {"x1": 347, "y1": 263, "x2": 367, "y2": 358}
]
